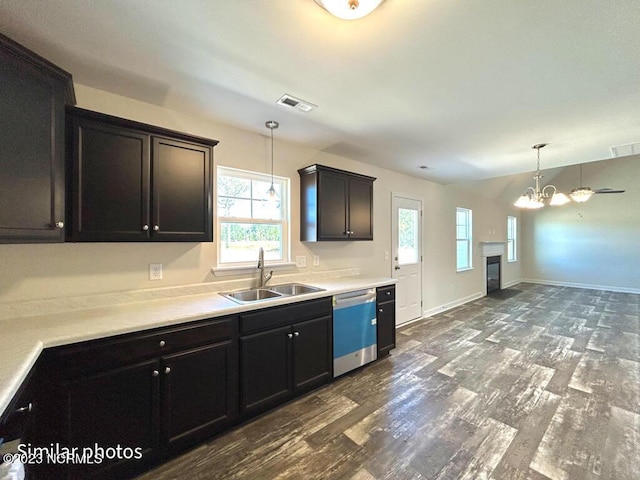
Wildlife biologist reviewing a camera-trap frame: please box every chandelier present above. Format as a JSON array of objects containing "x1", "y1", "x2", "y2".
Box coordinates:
[{"x1": 514, "y1": 144, "x2": 570, "y2": 209}]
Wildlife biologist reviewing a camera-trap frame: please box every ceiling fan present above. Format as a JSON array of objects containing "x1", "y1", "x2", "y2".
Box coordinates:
[{"x1": 569, "y1": 164, "x2": 625, "y2": 203}]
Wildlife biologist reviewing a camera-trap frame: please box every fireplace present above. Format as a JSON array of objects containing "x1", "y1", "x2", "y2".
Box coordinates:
[{"x1": 486, "y1": 255, "x2": 501, "y2": 294}]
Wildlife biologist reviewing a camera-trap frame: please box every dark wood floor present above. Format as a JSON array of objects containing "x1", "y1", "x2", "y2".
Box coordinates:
[{"x1": 137, "y1": 283, "x2": 640, "y2": 480}]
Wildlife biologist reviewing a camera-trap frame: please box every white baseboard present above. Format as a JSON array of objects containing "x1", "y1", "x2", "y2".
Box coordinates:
[
  {"x1": 422, "y1": 291, "x2": 484, "y2": 319},
  {"x1": 521, "y1": 278, "x2": 640, "y2": 295}
]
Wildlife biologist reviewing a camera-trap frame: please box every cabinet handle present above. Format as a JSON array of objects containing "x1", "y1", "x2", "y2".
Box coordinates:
[
  {"x1": 142, "y1": 224, "x2": 149, "y2": 231},
  {"x1": 54, "y1": 221, "x2": 64, "y2": 229},
  {"x1": 153, "y1": 225, "x2": 160, "y2": 231},
  {"x1": 287, "y1": 333, "x2": 293, "y2": 339},
  {"x1": 159, "y1": 340, "x2": 166, "y2": 347},
  {"x1": 164, "y1": 367, "x2": 171, "y2": 375},
  {"x1": 294, "y1": 331, "x2": 300, "y2": 337},
  {"x1": 152, "y1": 370, "x2": 160, "y2": 377},
  {"x1": 15, "y1": 403, "x2": 33, "y2": 413}
]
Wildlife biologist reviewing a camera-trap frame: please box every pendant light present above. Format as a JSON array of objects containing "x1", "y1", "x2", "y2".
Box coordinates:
[
  {"x1": 265, "y1": 120, "x2": 279, "y2": 199},
  {"x1": 514, "y1": 144, "x2": 570, "y2": 209},
  {"x1": 314, "y1": 0, "x2": 386, "y2": 20}
]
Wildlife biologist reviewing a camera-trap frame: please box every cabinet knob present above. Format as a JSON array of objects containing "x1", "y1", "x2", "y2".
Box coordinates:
[
  {"x1": 378, "y1": 308, "x2": 383, "y2": 313},
  {"x1": 54, "y1": 221, "x2": 64, "y2": 229},
  {"x1": 287, "y1": 333, "x2": 293, "y2": 339},
  {"x1": 164, "y1": 367, "x2": 171, "y2": 375},
  {"x1": 153, "y1": 225, "x2": 160, "y2": 231},
  {"x1": 142, "y1": 224, "x2": 149, "y2": 231},
  {"x1": 159, "y1": 340, "x2": 166, "y2": 347},
  {"x1": 152, "y1": 370, "x2": 160, "y2": 377},
  {"x1": 294, "y1": 331, "x2": 300, "y2": 337},
  {"x1": 15, "y1": 403, "x2": 33, "y2": 413},
  {"x1": 386, "y1": 291, "x2": 391, "y2": 296}
]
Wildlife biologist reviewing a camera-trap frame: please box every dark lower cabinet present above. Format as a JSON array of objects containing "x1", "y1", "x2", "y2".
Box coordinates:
[
  {"x1": 161, "y1": 341, "x2": 238, "y2": 453},
  {"x1": 31, "y1": 316, "x2": 238, "y2": 480},
  {"x1": 0, "y1": 33, "x2": 75, "y2": 243},
  {"x1": 240, "y1": 326, "x2": 291, "y2": 415},
  {"x1": 239, "y1": 298, "x2": 332, "y2": 418},
  {"x1": 377, "y1": 285, "x2": 396, "y2": 357},
  {"x1": 62, "y1": 360, "x2": 160, "y2": 479}
]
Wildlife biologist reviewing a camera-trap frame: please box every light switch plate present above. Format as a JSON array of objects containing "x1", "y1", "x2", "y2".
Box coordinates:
[{"x1": 296, "y1": 256, "x2": 307, "y2": 268}]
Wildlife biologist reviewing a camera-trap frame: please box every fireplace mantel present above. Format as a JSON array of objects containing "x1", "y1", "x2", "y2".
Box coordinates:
[{"x1": 479, "y1": 241, "x2": 505, "y2": 257}]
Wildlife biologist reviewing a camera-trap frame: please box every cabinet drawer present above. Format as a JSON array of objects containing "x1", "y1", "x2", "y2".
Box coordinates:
[
  {"x1": 52, "y1": 317, "x2": 235, "y2": 377},
  {"x1": 376, "y1": 285, "x2": 395, "y2": 303},
  {"x1": 240, "y1": 298, "x2": 332, "y2": 335}
]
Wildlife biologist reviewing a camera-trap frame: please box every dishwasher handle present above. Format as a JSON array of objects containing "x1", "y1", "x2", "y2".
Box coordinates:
[{"x1": 333, "y1": 289, "x2": 376, "y2": 309}]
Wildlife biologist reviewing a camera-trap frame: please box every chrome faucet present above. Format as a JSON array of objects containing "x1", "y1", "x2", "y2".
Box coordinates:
[{"x1": 257, "y1": 247, "x2": 273, "y2": 288}]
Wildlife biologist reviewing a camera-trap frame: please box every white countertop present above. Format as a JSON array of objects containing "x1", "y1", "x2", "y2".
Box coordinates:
[{"x1": 0, "y1": 275, "x2": 395, "y2": 418}]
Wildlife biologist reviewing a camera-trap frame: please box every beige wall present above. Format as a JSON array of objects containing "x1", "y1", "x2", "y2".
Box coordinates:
[
  {"x1": 0, "y1": 85, "x2": 522, "y2": 314},
  {"x1": 521, "y1": 154, "x2": 640, "y2": 293}
]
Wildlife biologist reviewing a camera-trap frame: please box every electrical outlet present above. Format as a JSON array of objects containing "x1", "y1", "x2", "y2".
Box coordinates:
[
  {"x1": 313, "y1": 255, "x2": 320, "y2": 266},
  {"x1": 149, "y1": 263, "x2": 163, "y2": 280},
  {"x1": 296, "y1": 256, "x2": 307, "y2": 268}
]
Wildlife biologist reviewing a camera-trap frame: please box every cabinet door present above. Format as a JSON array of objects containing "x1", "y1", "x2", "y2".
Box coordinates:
[
  {"x1": 161, "y1": 341, "x2": 238, "y2": 452},
  {"x1": 69, "y1": 119, "x2": 151, "y2": 241},
  {"x1": 317, "y1": 170, "x2": 348, "y2": 240},
  {"x1": 292, "y1": 315, "x2": 332, "y2": 393},
  {"x1": 348, "y1": 177, "x2": 374, "y2": 240},
  {"x1": 240, "y1": 326, "x2": 291, "y2": 417},
  {"x1": 0, "y1": 45, "x2": 66, "y2": 242},
  {"x1": 377, "y1": 301, "x2": 396, "y2": 357},
  {"x1": 152, "y1": 137, "x2": 212, "y2": 241},
  {"x1": 61, "y1": 359, "x2": 160, "y2": 479}
]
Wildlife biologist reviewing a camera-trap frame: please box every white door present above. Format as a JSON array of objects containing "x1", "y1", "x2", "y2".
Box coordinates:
[{"x1": 392, "y1": 194, "x2": 423, "y2": 325}]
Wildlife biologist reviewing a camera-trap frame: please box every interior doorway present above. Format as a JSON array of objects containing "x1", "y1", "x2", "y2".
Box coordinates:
[{"x1": 391, "y1": 194, "x2": 423, "y2": 325}]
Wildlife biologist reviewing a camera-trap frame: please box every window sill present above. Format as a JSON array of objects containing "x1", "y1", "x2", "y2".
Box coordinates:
[
  {"x1": 212, "y1": 262, "x2": 296, "y2": 277},
  {"x1": 507, "y1": 259, "x2": 518, "y2": 263},
  {"x1": 456, "y1": 267, "x2": 474, "y2": 273}
]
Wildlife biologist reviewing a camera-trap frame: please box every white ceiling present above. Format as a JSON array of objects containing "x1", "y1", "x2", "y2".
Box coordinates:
[{"x1": 2, "y1": 0, "x2": 639, "y2": 184}]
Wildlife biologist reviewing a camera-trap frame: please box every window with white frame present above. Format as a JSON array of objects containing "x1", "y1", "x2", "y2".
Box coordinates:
[
  {"x1": 507, "y1": 216, "x2": 517, "y2": 262},
  {"x1": 217, "y1": 166, "x2": 289, "y2": 266},
  {"x1": 456, "y1": 207, "x2": 472, "y2": 271}
]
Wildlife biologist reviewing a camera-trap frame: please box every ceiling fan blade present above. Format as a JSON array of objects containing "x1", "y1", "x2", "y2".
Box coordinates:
[{"x1": 593, "y1": 188, "x2": 625, "y2": 194}]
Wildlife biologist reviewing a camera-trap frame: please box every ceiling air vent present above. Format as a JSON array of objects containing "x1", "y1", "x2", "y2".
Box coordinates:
[
  {"x1": 611, "y1": 142, "x2": 640, "y2": 158},
  {"x1": 276, "y1": 94, "x2": 317, "y2": 113}
]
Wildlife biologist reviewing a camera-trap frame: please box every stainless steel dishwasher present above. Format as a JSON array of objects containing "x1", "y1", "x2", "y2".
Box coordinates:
[{"x1": 332, "y1": 289, "x2": 377, "y2": 377}]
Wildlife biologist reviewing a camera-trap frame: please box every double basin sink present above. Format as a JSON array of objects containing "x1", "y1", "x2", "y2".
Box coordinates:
[{"x1": 220, "y1": 283, "x2": 325, "y2": 304}]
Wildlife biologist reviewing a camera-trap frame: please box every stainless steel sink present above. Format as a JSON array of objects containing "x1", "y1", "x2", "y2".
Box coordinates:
[
  {"x1": 267, "y1": 283, "x2": 324, "y2": 295},
  {"x1": 220, "y1": 283, "x2": 325, "y2": 304},
  {"x1": 221, "y1": 289, "x2": 282, "y2": 304}
]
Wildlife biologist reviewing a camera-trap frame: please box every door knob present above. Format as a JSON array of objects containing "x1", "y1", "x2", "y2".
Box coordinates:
[{"x1": 394, "y1": 265, "x2": 400, "y2": 270}]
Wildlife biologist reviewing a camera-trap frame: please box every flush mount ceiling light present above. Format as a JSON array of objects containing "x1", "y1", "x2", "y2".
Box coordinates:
[
  {"x1": 265, "y1": 120, "x2": 279, "y2": 199},
  {"x1": 314, "y1": 0, "x2": 386, "y2": 20},
  {"x1": 514, "y1": 144, "x2": 570, "y2": 209}
]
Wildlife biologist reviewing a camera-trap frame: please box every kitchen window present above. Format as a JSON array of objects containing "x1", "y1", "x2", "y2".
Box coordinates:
[
  {"x1": 456, "y1": 207, "x2": 472, "y2": 271},
  {"x1": 217, "y1": 166, "x2": 290, "y2": 267},
  {"x1": 507, "y1": 215, "x2": 517, "y2": 262}
]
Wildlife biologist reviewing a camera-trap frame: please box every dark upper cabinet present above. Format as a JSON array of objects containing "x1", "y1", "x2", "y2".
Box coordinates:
[
  {"x1": 0, "y1": 33, "x2": 75, "y2": 243},
  {"x1": 298, "y1": 164, "x2": 375, "y2": 241},
  {"x1": 66, "y1": 107, "x2": 216, "y2": 242}
]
